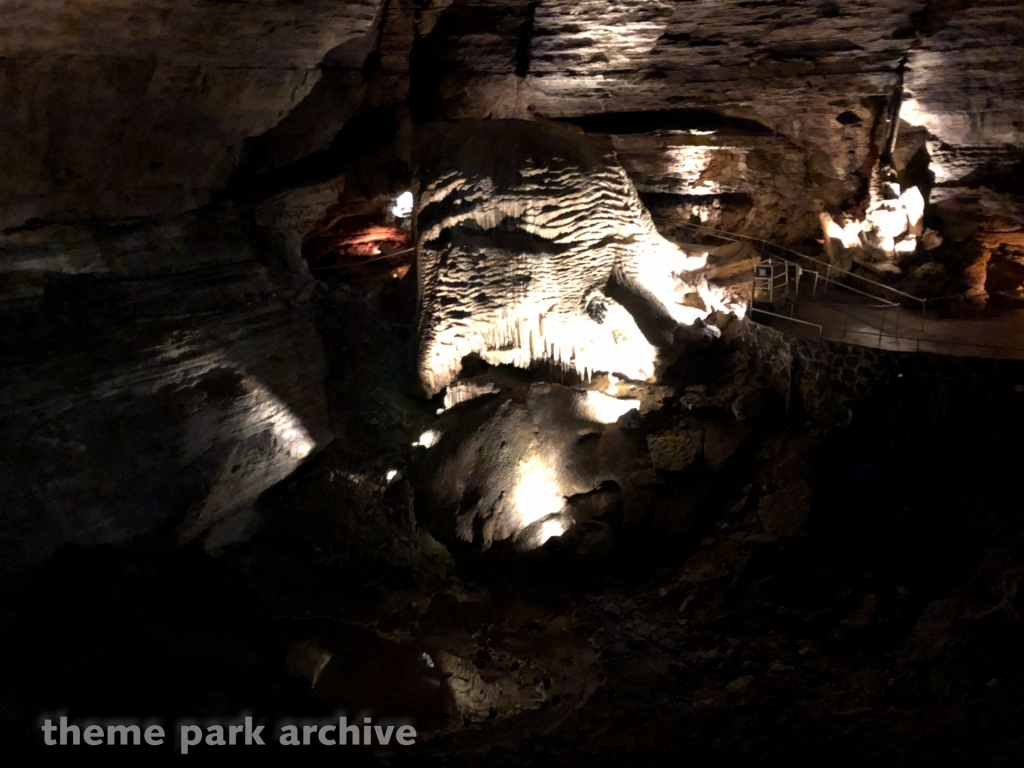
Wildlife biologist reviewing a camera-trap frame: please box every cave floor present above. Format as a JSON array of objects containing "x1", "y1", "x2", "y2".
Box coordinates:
[{"x1": 2, "y1": 275, "x2": 1023, "y2": 767}]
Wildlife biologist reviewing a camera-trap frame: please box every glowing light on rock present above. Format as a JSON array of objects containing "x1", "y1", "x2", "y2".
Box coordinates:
[
  {"x1": 386, "y1": 469, "x2": 399, "y2": 483},
  {"x1": 391, "y1": 191, "x2": 414, "y2": 218},
  {"x1": 819, "y1": 184, "x2": 929, "y2": 273},
  {"x1": 537, "y1": 518, "x2": 567, "y2": 546},
  {"x1": 513, "y1": 456, "x2": 565, "y2": 529},
  {"x1": 573, "y1": 390, "x2": 640, "y2": 425},
  {"x1": 183, "y1": 372, "x2": 317, "y2": 542},
  {"x1": 413, "y1": 429, "x2": 441, "y2": 449},
  {"x1": 249, "y1": 381, "x2": 316, "y2": 460}
]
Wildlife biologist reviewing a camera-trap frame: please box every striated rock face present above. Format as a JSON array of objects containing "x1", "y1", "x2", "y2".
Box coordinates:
[
  {"x1": 0, "y1": 0, "x2": 382, "y2": 229},
  {"x1": 414, "y1": 119, "x2": 729, "y2": 397},
  {"x1": 597, "y1": 123, "x2": 830, "y2": 240},
  {"x1": 1, "y1": 0, "x2": 1020, "y2": 247},
  {"x1": 395, "y1": 0, "x2": 1024, "y2": 246},
  {"x1": 400, "y1": 0, "x2": 922, "y2": 241},
  {"x1": 0, "y1": 212, "x2": 332, "y2": 570},
  {"x1": 903, "y1": 0, "x2": 1024, "y2": 189}
]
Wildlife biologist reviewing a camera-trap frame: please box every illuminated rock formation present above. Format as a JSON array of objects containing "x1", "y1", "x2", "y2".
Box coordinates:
[
  {"x1": 820, "y1": 182, "x2": 936, "y2": 274},
  {"x1": 414, "y1": 120, "x2": 735, "y2": 397},
  {"x1": 414, "y1": 382, "x2": 648, "y2": 549},
  {"x1": 0, "y1": 212, "x2": 332, "y2": 569}
]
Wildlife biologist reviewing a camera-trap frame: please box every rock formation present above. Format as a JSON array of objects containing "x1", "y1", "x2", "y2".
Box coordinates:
[
  {"x1": 0, "y1": 0, "x2": 383, "y2": 228},
  {"x1": 414, "y1": 119, "x2": 734, "y2": 397},
  {"x1": 414, "y1": 382, "x2": 647, "y2": 548},
  {"x1": 0, "y1": 211, "x2": 332, "y2": 570}
]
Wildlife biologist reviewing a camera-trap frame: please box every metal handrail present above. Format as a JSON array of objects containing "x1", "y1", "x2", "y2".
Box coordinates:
[
  {"x1": 310, "y1": 246, "x2": 416, "y2": 271},
  {"x1": 719, "y1": 226, "x2": 1024, "y2": 357},
  {"x1": 805, "y1": 269, "x2": 900, "y2": 306},
  {"x1": 749, "y1": 306, "x2": 823, "y2": 336},
  {"x1": 676, "y1": 221, "x2": 924, "y2": 305},
  {"x1": 802, "y1": 301, "x2": 896, "y2": 310}
]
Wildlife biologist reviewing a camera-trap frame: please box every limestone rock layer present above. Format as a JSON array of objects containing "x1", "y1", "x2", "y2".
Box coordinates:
[
  {"x1": 0, "y1": 0, "x2": 382, "y2": 229},
  {"x1": 0, "y1": 213, "x2": 331, "y2": 570}
]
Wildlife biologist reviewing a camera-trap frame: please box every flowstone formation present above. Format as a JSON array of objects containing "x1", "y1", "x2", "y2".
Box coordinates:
[{"x1": 414, "y1": 120, "x2": 741, "y2": 398}]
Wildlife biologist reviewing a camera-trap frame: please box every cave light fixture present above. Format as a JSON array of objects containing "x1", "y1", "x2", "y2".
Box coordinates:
[
  {"x1": 412, "y1": 429, "x2": 442, "y2": 449},
  {"x1": 391, "y1": 191, "x2": 414, "y2": 219},
  {"x1": 537, "y1": 518, "x2": 567, "y2": 546}
]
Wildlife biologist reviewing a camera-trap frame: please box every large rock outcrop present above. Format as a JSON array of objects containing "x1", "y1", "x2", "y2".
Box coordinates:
[
  {"x1": 414, "y1": 119, "x2": 726, "y2": 397},
  {"x1": 903, "y1": 0, "x2": 1024, "y2": 190},
  {"x1": 0, "y1": 212, "x2": 332, "y2": 570}
]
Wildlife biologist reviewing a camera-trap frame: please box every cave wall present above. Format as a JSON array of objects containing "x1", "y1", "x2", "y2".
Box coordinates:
[
  {"x1": 904, "y1": 1, "x2": 1024, "y2": 190},
  {"x1": 3, "y1": 1, "x2": 1020, "y2": 236},
  {"x1": 0, "y1": 2, "x2": 389, "y2": 566},
  {"x1": 0, "y1": 211, "x2": 332, "y2": 571},
  {"x1": 1, "y1": 0, "x2": 1022, "y2": 566},
  {"x1": 398, "y1": 0, "x2": 1023, "y2": 241},
  {"x1": 0, "y1": 0, "x2": 382, "y2": 229}
]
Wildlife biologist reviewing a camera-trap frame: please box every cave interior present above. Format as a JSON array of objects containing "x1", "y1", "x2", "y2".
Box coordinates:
[{"x1": 2, "y1": 1, "x2": 1024, "y2": 764}]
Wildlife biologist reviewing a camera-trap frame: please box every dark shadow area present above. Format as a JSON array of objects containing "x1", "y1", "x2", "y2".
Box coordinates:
[{"x1": 558, "y1": 110, "x2": 775, "y2": 137}]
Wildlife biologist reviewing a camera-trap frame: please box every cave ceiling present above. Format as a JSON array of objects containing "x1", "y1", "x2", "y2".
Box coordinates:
[{"x1": 1, "y1": 0, "x2": 1021, "y2": 236}]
